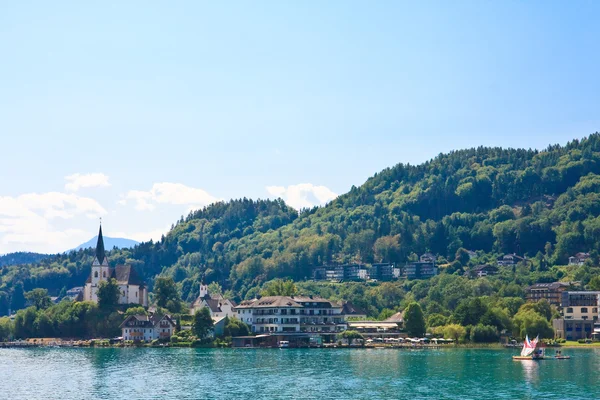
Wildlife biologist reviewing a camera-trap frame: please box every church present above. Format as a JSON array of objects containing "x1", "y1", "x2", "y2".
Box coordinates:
[
  {"x1": 190, "y1": 282, "x2": 236, "y2": 319},
  {"x1": 82, "y1": 224, "x2": 148, "y2": 307}
]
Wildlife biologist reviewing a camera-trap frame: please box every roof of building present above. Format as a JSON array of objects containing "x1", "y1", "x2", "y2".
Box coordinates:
[
  {"x1": 563, "y1": 291, "x2": 600, "y2": 295},
  {"x1": 120, "y1": 313, "x2": 175, "y2": 329},
  {"x1": 192, "y1": 292, "x2": 236, "y2": 309},
  {"x1": 498, "y1": 253, "x2": 524, "y2": 261},
  {"x1": 96, "y1": 224, "x2": 106, "y2": 264},
  {"x1": 472, "y1": 264, "x2": 498, "y2": 271},
  {"x1": 384, "y1": 311, "x2": 404, "y2": 323},
  {"x1": 212, "y1": 316, "x2": 227, "y2": 326},
  {"x1": 85, "y1": 264, "x2": 145, "y2": 286},
  {"x1": 528, "y1": 282, "x2": 570, "y2": 290},
  {"x1": 114, "y1": 265, "x2": 144, "y2": 286},
  {"x1": 342, "y1": 302, "x2": 368, "y2": 316},
  {"x1": 572, "y1": 252, "x2": 590, "y2": 259},
  {"x1": 236, "y1": 295, "x2": 339, "y2": 309},
  {"x1": 347, "y1": 321, "x2": 400, "y2": 329}
]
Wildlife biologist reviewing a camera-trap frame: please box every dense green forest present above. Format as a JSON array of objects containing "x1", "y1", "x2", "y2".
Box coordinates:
[
  {"x1": 0, "y1": 252, "x2": 48, "y2": 267},
  {"x1": 3, "y1": 134, "x2": 600, "y2": 338}
]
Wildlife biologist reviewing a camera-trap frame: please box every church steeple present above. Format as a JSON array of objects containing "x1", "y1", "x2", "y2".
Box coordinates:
[{"x1": 95, "y1": 223, "x2": 106, "y2": 265}]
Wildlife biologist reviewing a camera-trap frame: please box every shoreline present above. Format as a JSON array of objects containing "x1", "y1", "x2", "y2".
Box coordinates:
[{"x1": 3, "y1": 340, "x2": 600, "y2": 350}]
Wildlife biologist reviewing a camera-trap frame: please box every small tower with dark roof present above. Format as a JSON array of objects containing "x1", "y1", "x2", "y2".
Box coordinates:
[
  {"x1": 93, "y1": 224, "x2": 108, "y2": 266},
  {"x1": 90, "y1": 223, "x2": 111, "y2": 296}
]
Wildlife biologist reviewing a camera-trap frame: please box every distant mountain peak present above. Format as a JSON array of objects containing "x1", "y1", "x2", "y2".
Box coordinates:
[{"x1": 71, "y1": 236, "x2": 139, "y2": 252}]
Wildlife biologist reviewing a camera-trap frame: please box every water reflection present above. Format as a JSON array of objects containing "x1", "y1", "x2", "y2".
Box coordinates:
[{"x1": 519, "y1": 360, "x2": 539, "y2": 385}]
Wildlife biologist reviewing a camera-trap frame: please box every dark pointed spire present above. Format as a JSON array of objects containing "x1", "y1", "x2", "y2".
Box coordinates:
[{"x1": 96, "y1": 223, "x2": 105, "y2": 264}]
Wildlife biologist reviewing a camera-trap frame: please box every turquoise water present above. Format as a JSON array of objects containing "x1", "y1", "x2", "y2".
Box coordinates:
[{"x1": 0, "y1": 347, "x2": 598, "y2": 399}]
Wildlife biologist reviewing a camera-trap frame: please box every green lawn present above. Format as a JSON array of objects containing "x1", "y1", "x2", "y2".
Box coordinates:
[{"x1": 560, "y1": 340, "x2": 600, "y2": 347}]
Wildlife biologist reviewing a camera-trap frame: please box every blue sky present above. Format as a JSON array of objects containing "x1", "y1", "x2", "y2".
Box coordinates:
[{"x1": 1, "y1": 1, "x2": 599, "y2": 253}]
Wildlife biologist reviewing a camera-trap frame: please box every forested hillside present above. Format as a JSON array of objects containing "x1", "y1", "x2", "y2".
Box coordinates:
[
  {"x1": 0, "y1": 253, "x2": 48, "y2": 267},
  {"x1": 3, "y1": 134, "x2": 600, "y2": 320}
]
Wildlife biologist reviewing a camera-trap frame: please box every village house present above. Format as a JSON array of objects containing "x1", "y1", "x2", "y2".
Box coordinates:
[
  {"x1": 569, "y1": 252, "x2": 590, "y2": 266},
  {"x1": 497, "y1": 253, "x2": 524, "y2": 267},
  {"x1": 120, "y1": 313, "x2": 176, "y2": 342},
  {"x1": 190, "y1": 283, "x2": 236, "y2": 319},
  {"x1": 82, "y1": 225, "x2": 148, "y2": 307},
  {"x1": 467, "y1": 265, "x2": 498, "y2": 278}
]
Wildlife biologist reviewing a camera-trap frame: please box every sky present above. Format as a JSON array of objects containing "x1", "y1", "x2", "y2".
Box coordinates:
[{"x1": 1, "y1": 1, "x2": 599, "y2": 254}]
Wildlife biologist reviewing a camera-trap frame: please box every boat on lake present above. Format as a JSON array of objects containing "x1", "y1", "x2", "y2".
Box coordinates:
[
  {"x1": 513, "y1": 335, "x2": 571, "y2": 360},
  {"x1": 513, "y1": 335, "x2": 544, "y2": 360}
]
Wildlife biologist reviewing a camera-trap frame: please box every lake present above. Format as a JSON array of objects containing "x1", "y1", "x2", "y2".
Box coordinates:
[{"x1": 0, "y1": 347, "x2": 598, "y2": 399}]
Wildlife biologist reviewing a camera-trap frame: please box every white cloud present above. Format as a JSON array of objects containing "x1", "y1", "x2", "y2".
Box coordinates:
[
  {"x1": 120, "y1": 182, "x2": 219, "y2": 211},
  {"x1": 0, "y1": 192, "x2": 107, "y2": 253},
  {"x1": 65, "y1": 173, "x2": 110, "y2": 192},
  {"x1": 266, "y1": 183, "x2": 338, "y2": 209}
]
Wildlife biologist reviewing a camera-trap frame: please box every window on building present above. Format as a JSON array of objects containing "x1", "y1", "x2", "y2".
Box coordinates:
[
  {"x1": 103, "y1": 271, "x2": 106, "y2": 278},
  {"x1": 567, "y1": 308, "x2": 573, "y2": 313},
  {"x1": 582, "y1": 308, "x2": 589, "y2": 313},
  {"x1": 94, "y1": 271, "x2": 98, "y2": 278}
]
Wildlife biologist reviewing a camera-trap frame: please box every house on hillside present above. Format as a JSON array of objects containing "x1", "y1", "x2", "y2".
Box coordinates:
[
  {"x1": 497, "y1": 253, "x2": 524, "y2": 267},
  {"x1": 526, "y1": 282, "x2": 571, "y2": 305},
  {"x1": 82, "y1": 224, "x2": 148, "y2": 307},
  {"x1": 121, "y1": 313, "x2": 176, "y2": 342},
  {"x1": 569, "y1": 252, "x2": 590, "y2": 266},
  {"x1": 420, "y1": 253, "x2": 436, "y2": 264},
  {"x1": 404, "y1": 254, "x2": 438, "y2": 280},
  {"x1": 190, "y1": 283, "x2": 236, "y2": 319},
  {"x1": 370, "y1": 263, "x2": 395, "y2": 281},
  {"x1": 467, "y1": 265, "x2": 498, "y2": 278},
  {"x1": 312, "y1": 264, "x2": 364, "y2": 282}
]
